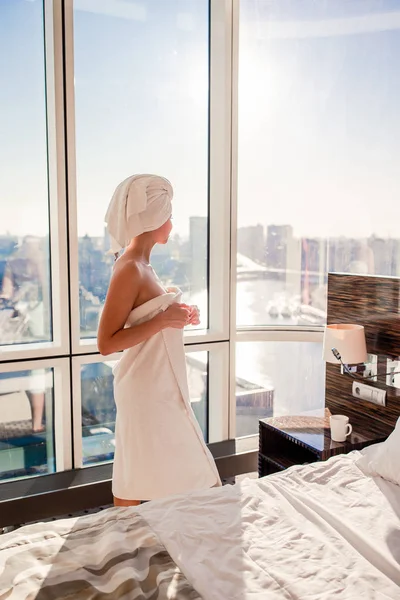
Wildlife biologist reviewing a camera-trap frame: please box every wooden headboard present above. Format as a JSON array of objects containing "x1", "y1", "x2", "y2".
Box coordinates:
[{"x1": 325, "y1": 273, "x2": 400, "y2": 439}]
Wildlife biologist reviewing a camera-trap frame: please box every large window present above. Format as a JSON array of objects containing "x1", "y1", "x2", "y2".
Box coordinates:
[
  {"x1": 72, "y1": 0, "x2": 210, "y2": 338},
  {"x1": 0, "y1": 0, "x2": 52, "y2": 346},
  {"x1": 1, "y1": 0, "x2": 399, "y2": 485},
  {"x1": 235, "y1": 0, "x2": 400, "y2": 435},
  {"x1": 0, "y1": 0, "x2": 229, "y2": 487},
  {"x1": 238, "y1": 0, "x2": 400, "y2": 328}
]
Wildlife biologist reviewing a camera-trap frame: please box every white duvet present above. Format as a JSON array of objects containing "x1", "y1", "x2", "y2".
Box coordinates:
[{"x1": 141, "y1": 451, "x2": 400, "y2": 599}]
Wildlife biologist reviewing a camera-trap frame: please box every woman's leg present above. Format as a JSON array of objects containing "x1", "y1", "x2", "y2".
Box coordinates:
[
  {"x1": 26, "y1": 391, "x2": 45, "y2": 432},
  {"x1": 113, "y1": 496, "x2": 140, "y2": 507}
]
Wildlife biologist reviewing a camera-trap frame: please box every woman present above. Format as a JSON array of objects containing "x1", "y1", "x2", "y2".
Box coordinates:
[{"x1": 98, "y1": 174, "x2": 221, "y2": 507}]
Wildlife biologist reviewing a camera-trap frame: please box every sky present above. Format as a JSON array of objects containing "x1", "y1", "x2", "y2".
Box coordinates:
[{"x1": 1, "y1": 0, "x2": 400, "y2": 240}]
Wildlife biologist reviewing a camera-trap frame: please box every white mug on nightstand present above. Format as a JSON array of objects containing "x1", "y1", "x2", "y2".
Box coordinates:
[{"x1": 330, "y1": 415, "x2": 352, "y2": 442}]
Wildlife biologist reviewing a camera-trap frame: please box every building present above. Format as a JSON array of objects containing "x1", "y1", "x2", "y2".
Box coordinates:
[
  {"x1": 265, "y1": 225, "x2": 294, "y2": 274},
  {"x1": 237, "y1": 225, "x2": 265, "y2": 263}
]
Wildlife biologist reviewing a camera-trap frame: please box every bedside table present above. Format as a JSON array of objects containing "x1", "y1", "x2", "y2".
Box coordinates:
[{"x1": 258, "y1": 410, "x2": 383, "y2": 477}]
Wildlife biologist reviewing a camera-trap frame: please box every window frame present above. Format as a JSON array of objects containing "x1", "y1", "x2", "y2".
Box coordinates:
[
  {"x1": 0, "y1": 0, "x2": 331, "y2": 491},
  {"x1": 71, "y1": 341, "x2": 229, "y2": 469},
  {"x1": 0, "y1": 356, "x2": 72, "y2": 475},
  {"x1": 63, "y1": 0, "x2": 233, "y2": 355},
  {"x1": 228, "y1": 0, "x2": 326, "y2": 438},
  {"x1": 71, "y1": 351, "x2": 120, "y2": 469},
  {"x1": 0, "y1": 0, "x2": 70, "y2": 362}
]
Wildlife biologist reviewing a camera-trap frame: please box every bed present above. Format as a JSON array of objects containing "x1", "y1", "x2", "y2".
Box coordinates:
[{"x1": 1, "y1": 447, "x2": 399, "y2": 599}]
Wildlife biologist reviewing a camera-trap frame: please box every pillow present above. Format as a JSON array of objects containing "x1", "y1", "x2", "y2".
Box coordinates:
[{"x1": 356, "y1": 417, "x2": 400, "y2": 486}]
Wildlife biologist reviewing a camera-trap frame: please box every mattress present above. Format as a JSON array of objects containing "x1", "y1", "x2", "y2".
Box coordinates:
[
  {"x1": 141, "y1": 450, "x2": 400, "y2": 599},
  {"x1": 1, "y1": 450, "x2": 399, "y2": 599}
]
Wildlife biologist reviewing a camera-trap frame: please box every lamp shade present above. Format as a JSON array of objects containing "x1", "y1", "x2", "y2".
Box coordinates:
[{"x1": 323, "y1": 324, "x2": 367, "y2": 364}]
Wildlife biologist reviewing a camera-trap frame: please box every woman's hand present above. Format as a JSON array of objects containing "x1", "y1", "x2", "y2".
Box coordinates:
[
  {"x1": 160, "y1": 303, "x2": 191, "y2": 329},
  {"x1": 183, "y1": 304, "x2": 200, "y2": 326}
]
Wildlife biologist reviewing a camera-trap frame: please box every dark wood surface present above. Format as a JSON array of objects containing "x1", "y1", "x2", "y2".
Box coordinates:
[
  {"x1": 261, "y1": 411, "x2": 377, "y2": 457},
  {"x1": 258, "y1": 410, "x2": 379, "y2": 477},
  {"x1": 327, "y1": 273, "x2": 400, "y2": 358},
  {"x1": 326, "y1": 273, "x2": 400, "y2": 438}
]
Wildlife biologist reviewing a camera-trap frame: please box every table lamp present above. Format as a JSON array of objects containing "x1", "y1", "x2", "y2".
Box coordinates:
[
  {"x1": 323, "y1": 323, "x2": 400, "y2": 386},
  {"x1": 323, "y1": 324, "x2": 367, "y2": 365}
]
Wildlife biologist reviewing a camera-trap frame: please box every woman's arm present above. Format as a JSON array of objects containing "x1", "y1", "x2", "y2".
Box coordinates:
[{"x1": 97, "y1": 261, "x2": 189, "y2": 356}]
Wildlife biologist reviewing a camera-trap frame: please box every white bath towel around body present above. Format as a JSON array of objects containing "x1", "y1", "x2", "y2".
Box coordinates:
[{"x1": 112, "y1": 288, "x2": 221, "y2": 500}]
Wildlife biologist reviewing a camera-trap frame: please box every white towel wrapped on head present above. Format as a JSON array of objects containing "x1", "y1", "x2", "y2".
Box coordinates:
[{"x1": 105, "y1": 174, "x2": 173, "y2": 253}]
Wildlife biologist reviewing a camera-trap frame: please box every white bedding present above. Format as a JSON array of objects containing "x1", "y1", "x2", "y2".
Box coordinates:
[{"x1": 141, "y1": 451, "x2": 400, "y2": 599}]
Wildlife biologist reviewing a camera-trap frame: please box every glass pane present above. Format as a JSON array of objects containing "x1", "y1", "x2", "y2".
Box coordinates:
[
  {"x1": 73, "y1": 1, "x2": 209, "y2": 338},
  {"x1": 0, "y1": 0, "x2": 52, "y2": 344},
  {"x1": 0, "y1": 368, "x2": 55, "y2": 481},
  {"x1": 186, "y1": 351, "x2": 208, "y2": 441},
  {"x1": 238, "y1": 0, "x2": 400, "y2": 327},
  {"x1": 81, "y1": 352, "x2": 209, "y2": 466},
  {"x1": 236, "y1": 342, "x2": 325, "y2": 436},
  {"x1": 81, "y1": 361, "x2": 116, "y2": 466}
]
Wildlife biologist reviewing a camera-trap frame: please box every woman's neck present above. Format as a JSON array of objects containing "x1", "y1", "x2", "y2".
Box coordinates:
[{"x1": 126, "y1": 236, "x2": 155, "y2": 265}]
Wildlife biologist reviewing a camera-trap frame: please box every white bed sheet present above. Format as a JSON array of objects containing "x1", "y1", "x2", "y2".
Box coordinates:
[{"x1": 141, "y1": 451, "x2": 400, "y2": 600}]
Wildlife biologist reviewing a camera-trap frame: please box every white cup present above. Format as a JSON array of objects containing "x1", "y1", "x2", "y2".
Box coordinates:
[{"x1": 330, "y1": 415, "x2": 352, "y2": 442}]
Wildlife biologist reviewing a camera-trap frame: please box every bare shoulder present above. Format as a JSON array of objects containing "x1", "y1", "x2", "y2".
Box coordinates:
[{"x1": 111, "y1": 256, "x2": 142, "y2": 288}]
